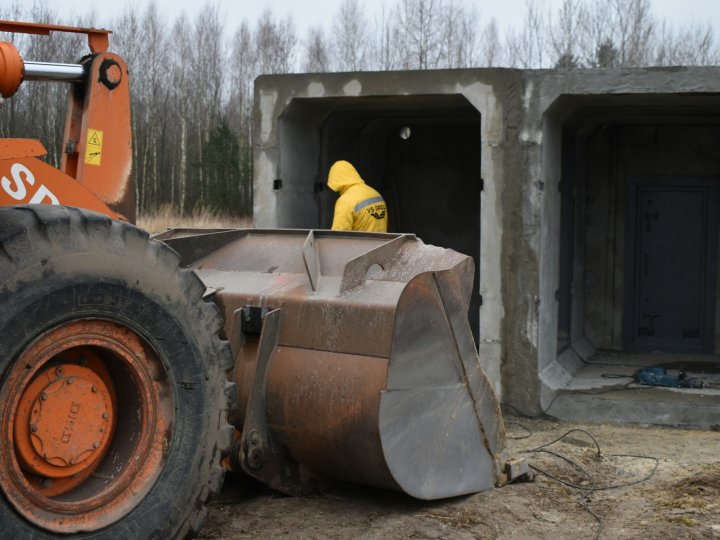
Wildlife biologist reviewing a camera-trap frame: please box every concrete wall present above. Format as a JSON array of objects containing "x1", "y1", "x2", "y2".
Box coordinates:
[
  {"x1": 253, "y1": 66, "x2": 720, "y2": 416},
  {"x1": 525, "y1": 70, "x2": 720, "y2": 413}
]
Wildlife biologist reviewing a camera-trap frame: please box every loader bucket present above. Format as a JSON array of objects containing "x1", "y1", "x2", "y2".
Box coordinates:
[{"x1": 157, "y1": 229, "x2": 507, "y2": 500}]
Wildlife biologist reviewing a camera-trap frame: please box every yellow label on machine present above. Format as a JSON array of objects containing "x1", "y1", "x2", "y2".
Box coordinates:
[{"x1": 84, "y1": 129, "x2": 103, "y2": 166}]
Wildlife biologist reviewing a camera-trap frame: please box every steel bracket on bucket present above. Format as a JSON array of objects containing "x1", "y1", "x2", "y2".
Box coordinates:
[
  {"x1": 339, "y1": 234, "x2": 411, "y2": 293},
  {"x1": 240, "y1": 306, "x2": 270, "y2": 335},
  {"x1": 237, "y1": 308, "x2": 316, "y2": 494},
  {"x1": 303, "y1": 230, "x2": 412, "y2": 292}
]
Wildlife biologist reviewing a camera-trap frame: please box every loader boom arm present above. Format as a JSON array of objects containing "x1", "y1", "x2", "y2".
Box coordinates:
[
  {"x1": 0, "y1": 21, "x2": 134, "y2": 222},
  {"x1": 0, "y1": 21, "x2": 110, "y2": 53}
]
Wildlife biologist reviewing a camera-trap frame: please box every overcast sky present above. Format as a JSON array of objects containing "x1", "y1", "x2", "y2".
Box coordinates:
[{"x1": 49, "y1": 0, "x2": 720, "y2": 35}]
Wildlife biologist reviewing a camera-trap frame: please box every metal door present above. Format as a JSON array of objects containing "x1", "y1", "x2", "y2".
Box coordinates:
[{"x1": 625, "y1": 178, "x2": 718, "y2": 352}]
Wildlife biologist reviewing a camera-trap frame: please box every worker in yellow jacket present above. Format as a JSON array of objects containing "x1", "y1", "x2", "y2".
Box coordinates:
[{"x1": 327, "y1": 160, "x2": 388, "y2": 232}]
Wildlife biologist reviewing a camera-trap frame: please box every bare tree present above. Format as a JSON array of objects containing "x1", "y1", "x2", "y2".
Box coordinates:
[
  {"x1": 394, "y1": 0, "x2": 447, "y2": 69},
  {"x1": 442, "y1": 1, "x2": 480, "y2": 68},
  {"x1": 187, "y1": 5, "x2": 226, "y2": 204},
  {"x1": 0, "y1": 0, "x2": 24, "y2": 25},
  {"x1": 227, "y1": 21, "x2": 256, "y2": 131},
  {"x1": 255, "y1": 9, "x2": 297, "y2": 75},
  {"x1": 112, "y1": 7, "x2": 142, "y2": 76},
  {"x1": 303, "y1": 25, "x2": 331, "y2": 72},
  {"x1": 226, "y1": 21, "x2": 257, "y2": 216},
  {"x1": 166, "y1": 14, "x2": 193, "y2": 212},
  {"x1": 479, "y1": 18, "x2": 501, "y2": 67},
  {"x1": 21, "y1": 2, "x2": 82, "y2": 165},
  {"x1": 653, "y1": 21, "x2": 719, "y2": 66},
  {"x1": 371, "y1": 4, "x2": 404, "y2": 71},
  {"x1": 574, "y1": 0, "x2": 612, "y2": 67},
  {"x1": 614, "y1": 0, "x2": 655, "y2": 66},
  {"x1": 505, "y1": 0, "x2": 549, "y2": 68},
  {"x1": 577, "y1": 0, "x2": 656, "y2": 68},
  {"x1": 332, "y1": 0, "x2": 369, "y2": 71},
  {"x1": 137, "y1": 3, "x2": 170, "y2": 212},
  {"x1": 550, "y1": 0, "x2": 582, "y2": 67}
]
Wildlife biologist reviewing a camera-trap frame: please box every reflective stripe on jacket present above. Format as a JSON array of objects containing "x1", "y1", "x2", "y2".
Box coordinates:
[{"x1": 327, "y1": 160, "x2": 388, "y2": 232}]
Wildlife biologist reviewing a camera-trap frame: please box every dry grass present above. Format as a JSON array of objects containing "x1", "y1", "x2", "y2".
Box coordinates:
[{"x1": 137, "y1": 205, "x2": 251, "y2": 234}]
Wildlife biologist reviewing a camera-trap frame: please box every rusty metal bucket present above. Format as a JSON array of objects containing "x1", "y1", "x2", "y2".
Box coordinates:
[{"x1": 157, "y1": 229, "x2": 507, "y2": 500}]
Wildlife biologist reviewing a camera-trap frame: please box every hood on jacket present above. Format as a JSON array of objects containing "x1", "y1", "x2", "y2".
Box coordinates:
[{"x1": 327, "y1": 160, "x2": 365, "y2": 193}]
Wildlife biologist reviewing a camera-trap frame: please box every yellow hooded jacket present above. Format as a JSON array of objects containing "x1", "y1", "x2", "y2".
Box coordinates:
[{"x1": 327, "y1": 160, "x2": 388, "y2": 232}]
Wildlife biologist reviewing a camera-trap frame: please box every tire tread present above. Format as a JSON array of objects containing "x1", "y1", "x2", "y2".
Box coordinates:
[{"x1": 0, "y1": 205, "x2": 236, "y2": 540}]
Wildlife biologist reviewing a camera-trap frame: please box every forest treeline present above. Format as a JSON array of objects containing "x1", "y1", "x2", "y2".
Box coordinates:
[{"x1": 1, "y1": 0, "x2": 718, "y2": 216}]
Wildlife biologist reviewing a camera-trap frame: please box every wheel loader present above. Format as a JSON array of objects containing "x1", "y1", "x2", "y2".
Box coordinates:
[{"x1": 0, "y1": 21, "x2": 519, "y2": 538}]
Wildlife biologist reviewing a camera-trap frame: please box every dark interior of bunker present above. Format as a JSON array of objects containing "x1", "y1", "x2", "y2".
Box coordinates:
[
  {"x1": 276, "y1": 95, "x2": 482, "y2": 341},
  {"x1": 556, "y1": 95, "x2": 720, "y2": 359}
]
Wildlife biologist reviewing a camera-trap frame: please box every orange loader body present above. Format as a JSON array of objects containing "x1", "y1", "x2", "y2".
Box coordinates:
[
  {"x1": 0, "y1": 21, "x2": 133, "y2": 222},
  {"x1": 0, "y1": 22, "x2": 232, "y2": 538},
  {"x1": 0, "y1": 20, "x2": 515, "y2": 540}
]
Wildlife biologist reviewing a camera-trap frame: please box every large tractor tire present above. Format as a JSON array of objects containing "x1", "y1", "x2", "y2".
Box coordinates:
[{"x1": 0, "y1": 206, "x2": 235, "y2": 538}]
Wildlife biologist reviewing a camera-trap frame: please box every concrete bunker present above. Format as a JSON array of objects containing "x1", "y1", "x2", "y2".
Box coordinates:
[
  {"x1": 274, "y1": 94, "x2": 483, "y2": 338},
  {"x1": 255, "y1": 68, "x2": 720, "y2": 426},
  {"x1": 544, "y1": 94, "x2": 720, "y2": 402}
]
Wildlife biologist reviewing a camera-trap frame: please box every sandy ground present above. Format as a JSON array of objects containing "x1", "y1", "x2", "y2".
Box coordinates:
[{"x1": 197, "y1": 416, "x2": 720, "y2": 540}]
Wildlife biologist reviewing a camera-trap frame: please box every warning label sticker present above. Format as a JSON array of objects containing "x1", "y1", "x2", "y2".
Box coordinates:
[{"x1": 84, "y1": 129, "x2": 103, "y2": 166}]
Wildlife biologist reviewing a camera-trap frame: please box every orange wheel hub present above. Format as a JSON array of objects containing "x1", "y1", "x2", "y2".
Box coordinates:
[
  {"x1": 0, "y1": 319, "x2": 174, "y2": 534},
  {"x1": 14, "y1": 362, "x2": 116, "y2": 496}
]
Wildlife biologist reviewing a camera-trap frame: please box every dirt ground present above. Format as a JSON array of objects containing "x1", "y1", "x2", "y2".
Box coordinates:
[{"x1": 197, "y1": 416, "x2": 720, "y2": 540}]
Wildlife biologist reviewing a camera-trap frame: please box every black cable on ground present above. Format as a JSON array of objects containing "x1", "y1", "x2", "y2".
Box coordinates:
[
  {"x1": 501, "y1": 402, "x2": 560, "y2": 421},
  {"x1": 521, "y1": 428, "x2": 659, "y2": 540},
  {"x1": 528, "y1": 453, "x2": 659, "y2": 492},
  {"x1": 590, "y1": 454, "x2": 659, "y2": 491},
  {"x1": 578, "y1": 497, "x2": 605, "y2": 540},
  {"x1": 527, "y1": 463, "x2": 603, "y2": 539},
  {"x1": 581, "y1": 357, "x2": 650, "y2": 369},
  {"x1": 506, "y1": 421, "x2": 533, "y2": 440},
  {"x1": 531, "y1": 428, "x2": 602, "y2": 454},
  {"x1": 571, "y1": 381, "x2": 657, "y2": 395}
]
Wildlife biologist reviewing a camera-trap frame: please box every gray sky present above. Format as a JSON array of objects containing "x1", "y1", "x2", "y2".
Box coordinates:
[{"x1": 52, "y1": 0, "x2": 720, "y2": 35}]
